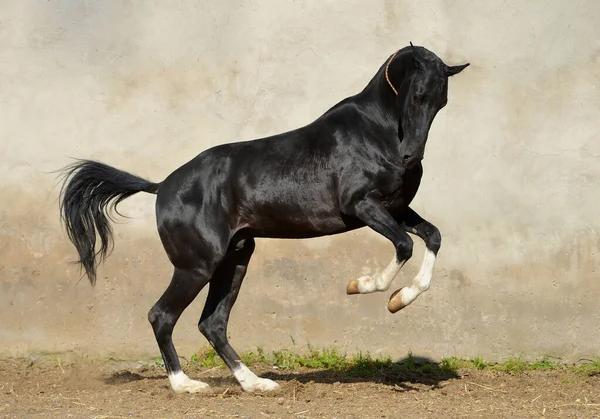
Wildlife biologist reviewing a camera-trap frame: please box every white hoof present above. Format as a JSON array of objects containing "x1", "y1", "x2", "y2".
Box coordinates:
[
  {"x1": 242, "y1": 377, "x2": 280, "y2": 393},
  {"x1": 234, "y1": 363, "x2": 280, "y2": 392},
  {"x1": 168, "y1": 371, "x2": 210, "y2": 394}
]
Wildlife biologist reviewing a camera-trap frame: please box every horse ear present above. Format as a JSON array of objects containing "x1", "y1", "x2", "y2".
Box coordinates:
[
  {"x1": 446, "y1": 63, "x2": 470, "y2": 76},
  {"x1": 410, "y1": 42, "x2": 422, "y2": 69},
  {"x1": 410, "y1": 41, "x2": 416, "y2": 55}
]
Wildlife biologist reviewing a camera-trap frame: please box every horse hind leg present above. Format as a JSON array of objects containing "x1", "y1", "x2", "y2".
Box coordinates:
[
  {"x1": 198, "y1": 237, "x2": 279, "y2": 392},
  {"x1": 147, "y1": 267, "x2": 212, "y2": 393}
]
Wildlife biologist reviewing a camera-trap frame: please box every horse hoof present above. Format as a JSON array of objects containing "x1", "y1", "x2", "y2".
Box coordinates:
[
  {"x1": 242, "y1": 378, "x2": 280, "y2": 392},
  {"x1": 387, "y1": 288, "x2": 407, "y2": 313},
  {"x1": 346, "y1": 279, "x2": 360, "y2": 295}
]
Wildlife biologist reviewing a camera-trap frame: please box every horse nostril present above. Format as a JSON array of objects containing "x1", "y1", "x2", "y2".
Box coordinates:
[{"x1": 402, "y1": 155, "x2": 412, "y2": 164}]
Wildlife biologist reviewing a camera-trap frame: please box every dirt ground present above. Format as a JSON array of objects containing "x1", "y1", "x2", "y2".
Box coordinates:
[{"x1": 1, "y1": 357, "x2": 599, "y2": 419}]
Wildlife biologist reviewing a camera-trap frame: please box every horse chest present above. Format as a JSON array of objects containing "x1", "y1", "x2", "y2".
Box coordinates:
[{"x1": 379, "y1": 165, "x2": 423, "y2": 210}]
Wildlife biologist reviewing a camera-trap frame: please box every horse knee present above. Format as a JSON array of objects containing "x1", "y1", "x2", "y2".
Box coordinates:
[
  {"x1": 148, "y1": 306, "x2": 160, "y2": 327},
  {"x1": 426, "y1": 228, "x2": 441, "y2": 254},
  {"x1": 198, "y1": 318, "x2": 227, "y2": 347},
  {"x1": 235, "y1": 237, "x2": 255, "y2": 256},
  {"x1": 148, "y1": 306, "x2": 175, "y2": 338},
  {"x1": 197, "y1": 319, "x2": 210, "y2": 337},
  {"x1": 395, "y1": 237, "x2": 413, "y2": 262}
]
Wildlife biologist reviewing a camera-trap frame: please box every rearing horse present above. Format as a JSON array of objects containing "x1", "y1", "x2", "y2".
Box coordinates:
[{"x1": 58, "y1": 43, "x2": 469, "y2": 393}]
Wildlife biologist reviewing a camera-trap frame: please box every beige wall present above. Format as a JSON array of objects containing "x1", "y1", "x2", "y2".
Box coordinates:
[{"x1": 1, "y1": 0, "x2": 599, "y2": 363}]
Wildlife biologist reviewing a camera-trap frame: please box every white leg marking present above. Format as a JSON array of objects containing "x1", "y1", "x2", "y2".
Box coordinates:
[
  {"x1": 233, "y1": 362, "x2": 279, "y2": 392},
  {"x1": 356, "y1": 256, "x2": 404, "y2": 293},
  {"x1": 400, "y1": 249, "x2": 436, "y2": 306},
  {"x1": 168, "y1": 371, "x2": 210, "y2": 394}
]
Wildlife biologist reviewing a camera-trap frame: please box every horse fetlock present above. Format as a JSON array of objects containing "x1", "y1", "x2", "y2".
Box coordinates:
[{"x1": 346, "y1": 275, "x2": 382, "y2": 295}]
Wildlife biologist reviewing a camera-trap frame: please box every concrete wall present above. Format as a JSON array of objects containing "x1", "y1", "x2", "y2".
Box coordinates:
[{"x1": 1, "y1": 0, "x2": 599, "y2": 362}]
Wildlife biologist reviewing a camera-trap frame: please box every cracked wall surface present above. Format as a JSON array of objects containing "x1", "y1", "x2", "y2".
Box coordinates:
[{"x1": 1, "y1": 0, "x2": 599, "y2": 361}]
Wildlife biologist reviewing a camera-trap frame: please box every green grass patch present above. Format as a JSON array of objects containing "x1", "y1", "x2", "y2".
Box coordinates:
[
  {"x1": 188, "y1": 346, "x2": 225, "y2": 368},
  {"x1": 440, "y1": 357, "x2": 470, "y2": 371},
  {"x1": 439, "y1": 356, "x2": 600, "y2": 377},
  {"x1": 490, "y1": 357, "x2": 528, "y2": 374},
  {"x1": 182, "y1": 346, "x2": 600, "y2": 379},
  {"x1": 240, "y1": 347, "x2": 270, "y2": 366},
  {"x1": 272, "y1": 346, "x2": 350, "y2": 371},
  {"x1": 471, "y1": 355, "x2": 488, "y2": 370},
  {"x1": 348, "y1": 351, "x2": 394, "y2": 377},
  {"x1": 576, "y1": 359, "x2": 600, "y2": 376},
  {"x1": 530, "y1": 357, "x2": 559, "y2": 371}
]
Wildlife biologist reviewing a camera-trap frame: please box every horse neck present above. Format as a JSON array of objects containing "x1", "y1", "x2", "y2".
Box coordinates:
[{"x1": 358, "y1": 51, "x2": 413, "y2": 122}]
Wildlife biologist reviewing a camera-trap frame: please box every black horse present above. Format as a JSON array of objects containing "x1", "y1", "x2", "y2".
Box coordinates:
[{"x1": 58, "y1": 43, "x2": 469, "y2": 393}]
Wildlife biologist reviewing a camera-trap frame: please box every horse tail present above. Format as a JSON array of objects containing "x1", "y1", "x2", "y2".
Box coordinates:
[{"x1": 57, "y1": 159, "x2": 160, "y2": 286}]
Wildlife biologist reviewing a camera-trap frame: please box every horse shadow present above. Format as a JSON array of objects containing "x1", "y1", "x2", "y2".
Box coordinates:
[
  {"x1": 103, "y1": 355, "x2": 460, "y2": 392},
  {"x1": 261, "y1": 355, "x2": 460, "y2": 392}
]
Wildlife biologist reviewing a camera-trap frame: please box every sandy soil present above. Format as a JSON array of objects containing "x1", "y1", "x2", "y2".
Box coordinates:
[{"x1": 1, "y1": 357, "x2": 599, "y2": 418}]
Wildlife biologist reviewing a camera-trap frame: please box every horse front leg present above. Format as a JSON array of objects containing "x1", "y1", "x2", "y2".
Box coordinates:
[
  {"x1": 387, "y1": 207, "x2": 441, "y2": 313},
  {"x1": 344, "y1": 196, "x2": 414, "y2": 295}
]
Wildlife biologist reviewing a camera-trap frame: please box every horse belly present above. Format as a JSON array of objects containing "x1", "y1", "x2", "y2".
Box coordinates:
[{"x1": 239, "y1": 187, "x2": 346, "y2": 239}]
